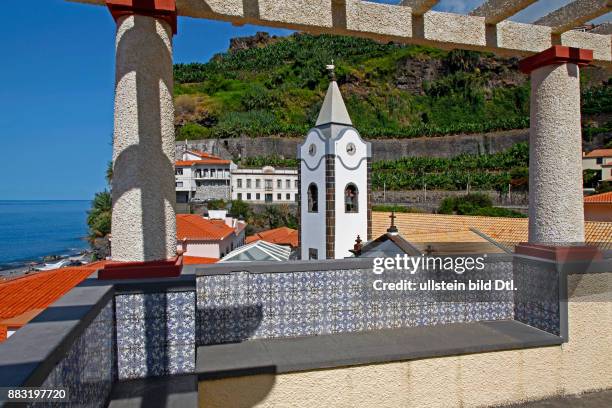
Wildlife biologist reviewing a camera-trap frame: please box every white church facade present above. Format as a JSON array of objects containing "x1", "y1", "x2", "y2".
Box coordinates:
[{"x1": 298, "y1": 69, "x2": 372, "y2": 260}]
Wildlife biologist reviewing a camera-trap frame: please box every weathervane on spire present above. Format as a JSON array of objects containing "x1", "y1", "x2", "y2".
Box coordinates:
[{"x1": 326, "y1": 59, "x2": 336, "y2": 81}]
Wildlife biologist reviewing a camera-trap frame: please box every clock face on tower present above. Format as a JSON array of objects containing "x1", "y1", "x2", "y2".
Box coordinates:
[
  {"x1": 346, "y1": 142, "x2": 356, "y2": 155},
  {"x1": 308, "y1": 143, "x2": 317, "y2": 156}
]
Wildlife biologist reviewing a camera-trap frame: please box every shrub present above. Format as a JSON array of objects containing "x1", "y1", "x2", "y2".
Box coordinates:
[{"x1": 372, "y1": 204, "x2": 424, "y2": 213}]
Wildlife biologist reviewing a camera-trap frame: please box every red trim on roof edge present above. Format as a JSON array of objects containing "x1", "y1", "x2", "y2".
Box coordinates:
[
  {"x1": 106, "y1": 0, "x2": 177, "y2": 34},
  {"x1": 515, "y1": 243, "x2": 601, "y2": 262},
  {"x1": 518, "y1": 46, "x2": 593, "y2": 74},
  {"x1": 99, "y1": 256, "x2": 183, "y2": 280}
]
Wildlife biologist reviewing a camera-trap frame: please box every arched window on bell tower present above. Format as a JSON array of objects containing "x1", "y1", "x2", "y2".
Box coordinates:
[
  {"x1": 307, "y1": 183, "x2": 318, "y2": 212},
  {"x1": 345, "y1": 183, "x2": 358, "y2": 213}
]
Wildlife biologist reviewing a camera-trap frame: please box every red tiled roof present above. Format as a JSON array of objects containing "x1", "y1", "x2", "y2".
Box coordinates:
[
  {"x1": 0, "y1": 261, "x2": 107, "y2": 342},
  {"x1": 177, "y1": 151, "x2": 231, "y2": 166},
  {"x1": 188, "y1": 150, "x2": 220, "y2": 159},
  {"x1": 584, "y1": 149, "x2": 612, "y2": 158},
  {"x1": 246, "y1": 227, "x2": 298, "y2": 248},
  {"x1": 176, "y1": 159, "x2": 231, "y2": 166},
  {"x1": 584, "y1": 191, "x2": 612, "y2": 203},
  {"x1": 176, "y1": 215, "x2": 235, "y2": 241},
  {"x1": 183, "y1": 256, "x2": 219, "y2": 265}
]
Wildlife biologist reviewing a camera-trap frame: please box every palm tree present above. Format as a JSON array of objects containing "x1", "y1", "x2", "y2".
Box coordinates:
[
  {"x1": 87, "y1": 191, "x2": 112, "y2": 242},
  {"x1": 106, "y1": 161, "x2": 113, "y2": 186}
]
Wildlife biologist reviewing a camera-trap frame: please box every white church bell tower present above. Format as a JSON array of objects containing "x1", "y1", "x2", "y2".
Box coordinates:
[{"x1": 298, "y1": 64, "x2": 372, "y2": 260}]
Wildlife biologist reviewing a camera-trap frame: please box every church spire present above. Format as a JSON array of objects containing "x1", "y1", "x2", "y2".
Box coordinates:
[{"x1": 315, "y1": 61, "x2": 352, "y2": 127}]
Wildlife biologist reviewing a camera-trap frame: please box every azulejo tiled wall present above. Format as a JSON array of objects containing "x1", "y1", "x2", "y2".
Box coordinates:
[
  {"x1": 115, "y1": 291, "x2": 195, "y2": 380},
  {"x1": 513, "y1": 258, "x2": 560, "y2": 336},
  {"x1": 29, "y1": 301, "x2": 115, "y2": 408},
  {"x1": 196, "y1": 262, "x2": 515, "y2": 345}
]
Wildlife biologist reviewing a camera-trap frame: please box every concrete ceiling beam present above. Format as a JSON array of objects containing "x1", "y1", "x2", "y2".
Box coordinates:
[
  {"x1": 469, "y1": 0, "x2": 538, "y2": 25},
  {"x1": 66, "y1": 0, "x2": 612, "y2": 67},
  {"x1": 398, "y1": 0, "x2": 439, "y2": 16},
  {"x1": 534, "y1": 0, "x2": 612, "y2": 35}
]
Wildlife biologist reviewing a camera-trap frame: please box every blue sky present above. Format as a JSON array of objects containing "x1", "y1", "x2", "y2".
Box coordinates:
[{"x1": 0, "y1": 0, "x2": 609, "y2": 200}]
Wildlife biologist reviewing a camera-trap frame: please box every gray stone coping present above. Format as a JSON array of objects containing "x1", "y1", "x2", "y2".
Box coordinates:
[
  {"x1": 0, "y1": 272, "x2": 114, "y2": 390},
  {"x1": 194, "y1": 253, "x2": 514, "y2": 276},
  {"x1": 196, "y1": 320, "x2": 563, "y2": 380},
  {"x1": 108, "y1": 375, "x2": 198, "y2": 408}
]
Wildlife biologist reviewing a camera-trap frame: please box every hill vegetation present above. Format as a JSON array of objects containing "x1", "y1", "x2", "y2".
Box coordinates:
[{"x1": 173, "y1": 32, "x2": 610, "y2": 141}]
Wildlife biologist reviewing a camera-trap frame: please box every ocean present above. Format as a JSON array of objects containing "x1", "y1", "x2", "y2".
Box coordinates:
[{"x1": 0, "y1": 200, "x2": 90, "y2": 271}]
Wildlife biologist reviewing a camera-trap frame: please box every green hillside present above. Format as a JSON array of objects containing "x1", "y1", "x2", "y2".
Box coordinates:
[{"x1": 173, "y1": 32, "x2": 611, "y2": 141}]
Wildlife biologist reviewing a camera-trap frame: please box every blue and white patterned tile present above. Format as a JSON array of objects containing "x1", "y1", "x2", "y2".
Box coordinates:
[
  {"x1": 167, "y1": 314, "x2": 196, "y2": 345},
  {"x1": 115, "y1": 293, "x2": 166, "y2": 321},
  {"x1": 229, "y1": 272, "x2": 249, "y2": 305},
  {"x1": 269, "y1": 273, "x2": 294, "y2": 293},
  {"x1": 166, "y1": 291, "x2": 195, "y2": 320},
  {"x1": 116, "y1": 317, "x2": 167, "y2": 349},
  {"x1": 311, "y1": 311, "x2": 334, "y2": 335},
  {"x1": 167, "y1": 344, "x2": 195, "y2": 375}
]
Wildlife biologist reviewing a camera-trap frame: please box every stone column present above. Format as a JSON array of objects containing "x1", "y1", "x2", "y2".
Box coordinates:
[
  {"x1": 519, "y1": 46, "x2": 592, "y2": 245},
  {"x1": 107, "y1": 1, "x2": 178, "y2": 262}
]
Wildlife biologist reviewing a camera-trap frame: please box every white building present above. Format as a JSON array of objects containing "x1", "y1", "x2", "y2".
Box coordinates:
[
  {"x1": 297, "y1": 69, "x2": 372, "y2": 260},
  {"x1": 175, "y1": 150, "x2": 237, "y2": 203},
  {"x1": 176, "y1": 210, "x2": 246, "y2": 260},
  {"x1": 582, "y1": 149, "x2": 612, "y2": 183},
  {"x1": 231, "y1": 166, "x2": 298, "y2": 203}
]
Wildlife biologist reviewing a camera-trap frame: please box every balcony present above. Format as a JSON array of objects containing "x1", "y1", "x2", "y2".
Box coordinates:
[{"x1": 0, "y1": 254, "x2": 610, "y2": 408}]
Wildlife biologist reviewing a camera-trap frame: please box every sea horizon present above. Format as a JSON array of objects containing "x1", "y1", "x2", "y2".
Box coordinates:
[{"x1": 0, "y1": 200, "x2": 91, "y2": 270}]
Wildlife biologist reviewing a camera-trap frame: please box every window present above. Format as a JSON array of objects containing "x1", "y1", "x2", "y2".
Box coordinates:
[
  {"x1": 256, "y1": 193, "x2": 261, "y2": 200},
  {"x1": 256, "y1": 179, "x2": 261, "y2": 188},
  {"x1": 307, "y1": 183, "x2": 318, "y2": 213},
  {"x1": 247, "y1": 193, "x2": 251, "y2": 200},
  {"x1": 277, "y1": 179, "x2": 282, "y2": 189},
  {"x1": 175, "y1": 168, "x2": 183, "y2": 176},
  {"x1": 345, "y1": 183, "x2": 359, "y2": 213},
  {"x1": 176, "y1": 182, "x2": 183, "y2": 187},
  {"x1": 266, "y1": 194, "x2": 273, "y2": 203},
  {"x1": 237, "y1": 193, "x2": 242, "y2": 200},
  {"x1": 596, "y1": 158, "x2": 603, "y2": 164},
  {"x1": 309, "y1": 248, "x2": 318, "y2": 260},
  {"x1": 286, "y1": 179, "x2": 291, "y2": 189},
  {"x1": 247, "y1": 179, "x2": 252, "y2": 188},
  {"x1": 237, "y1": 179, "x2": 242, "y2": 188},
  {"x1": 265, "y1": 180, "x2": 273, "y2": 190},
  {"x1": 210, "y1": 169, "x2": 216, "y2": 178},
  {"x1": 286, "y1": 193, "x2": 291, "y2": 200},
  {"x1": 277, "y1": 193, "x2": 282, "y2": 200},
  {"x1": 294, "y1": 180, "x2": 298, "y2": 188}
]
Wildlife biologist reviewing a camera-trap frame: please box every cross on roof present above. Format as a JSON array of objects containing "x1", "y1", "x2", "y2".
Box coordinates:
[
  {"x1": 387, "y1": 211, "x2": 399, "y2": 234},
  {"x1": 325, "y1": 60, "x2": 336, "y2": 81}
]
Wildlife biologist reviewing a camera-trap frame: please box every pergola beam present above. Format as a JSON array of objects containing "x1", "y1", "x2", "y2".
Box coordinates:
[
  {"x1": 534, "y1": 0, "x2": 612, "y2": 35},
  {"x1": 399, "y1": 0, "x2": 439, "y2": 16},
  {"x1": 67, "y1": 0, "x2": 612, "y2": 67},
  {"x1": 469, "y1": 0, "x2": 537, "y2": 25}
]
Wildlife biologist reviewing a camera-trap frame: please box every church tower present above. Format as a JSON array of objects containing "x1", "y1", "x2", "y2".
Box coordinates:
[{"x1": 297, "y1": 65, "x2": 372, "y2": 260}]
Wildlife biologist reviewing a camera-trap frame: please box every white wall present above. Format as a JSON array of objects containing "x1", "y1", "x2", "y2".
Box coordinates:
[
  {"x1": 231, "y1": 169, "x2": 298, "y2": 203},
  {"x1": 333, "y1": 129, "x2": 369, "y2": 259},
  {"x1": 299, "y1": 131, "x2": 327, "y2": 260}
]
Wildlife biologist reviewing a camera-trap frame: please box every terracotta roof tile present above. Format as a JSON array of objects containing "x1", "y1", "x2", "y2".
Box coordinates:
[
  {"x1": 176, "y1": 215, "x2": 235, "y2": 241},
  {"x1": 176, "y1": 159, "x2": 231, "y2": 166},
  {"x1": 0, "y1": 261, "x2": 107, "y2": 342},
  {"x1": 584, "y1": 149, "x2": 612, "y2": 158},
  {"x1": 246, "y1": 227, "x2": 298, "y2": 248},
  {"x1": 373, "y1": 212, "x2": 612, "y2": 250},
  {"x1": 584, "y1": 192, "x2": 612, "y2": 203},
  {"x1": 183, "y1": 256, "x2": 219, "y2": 265}
]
